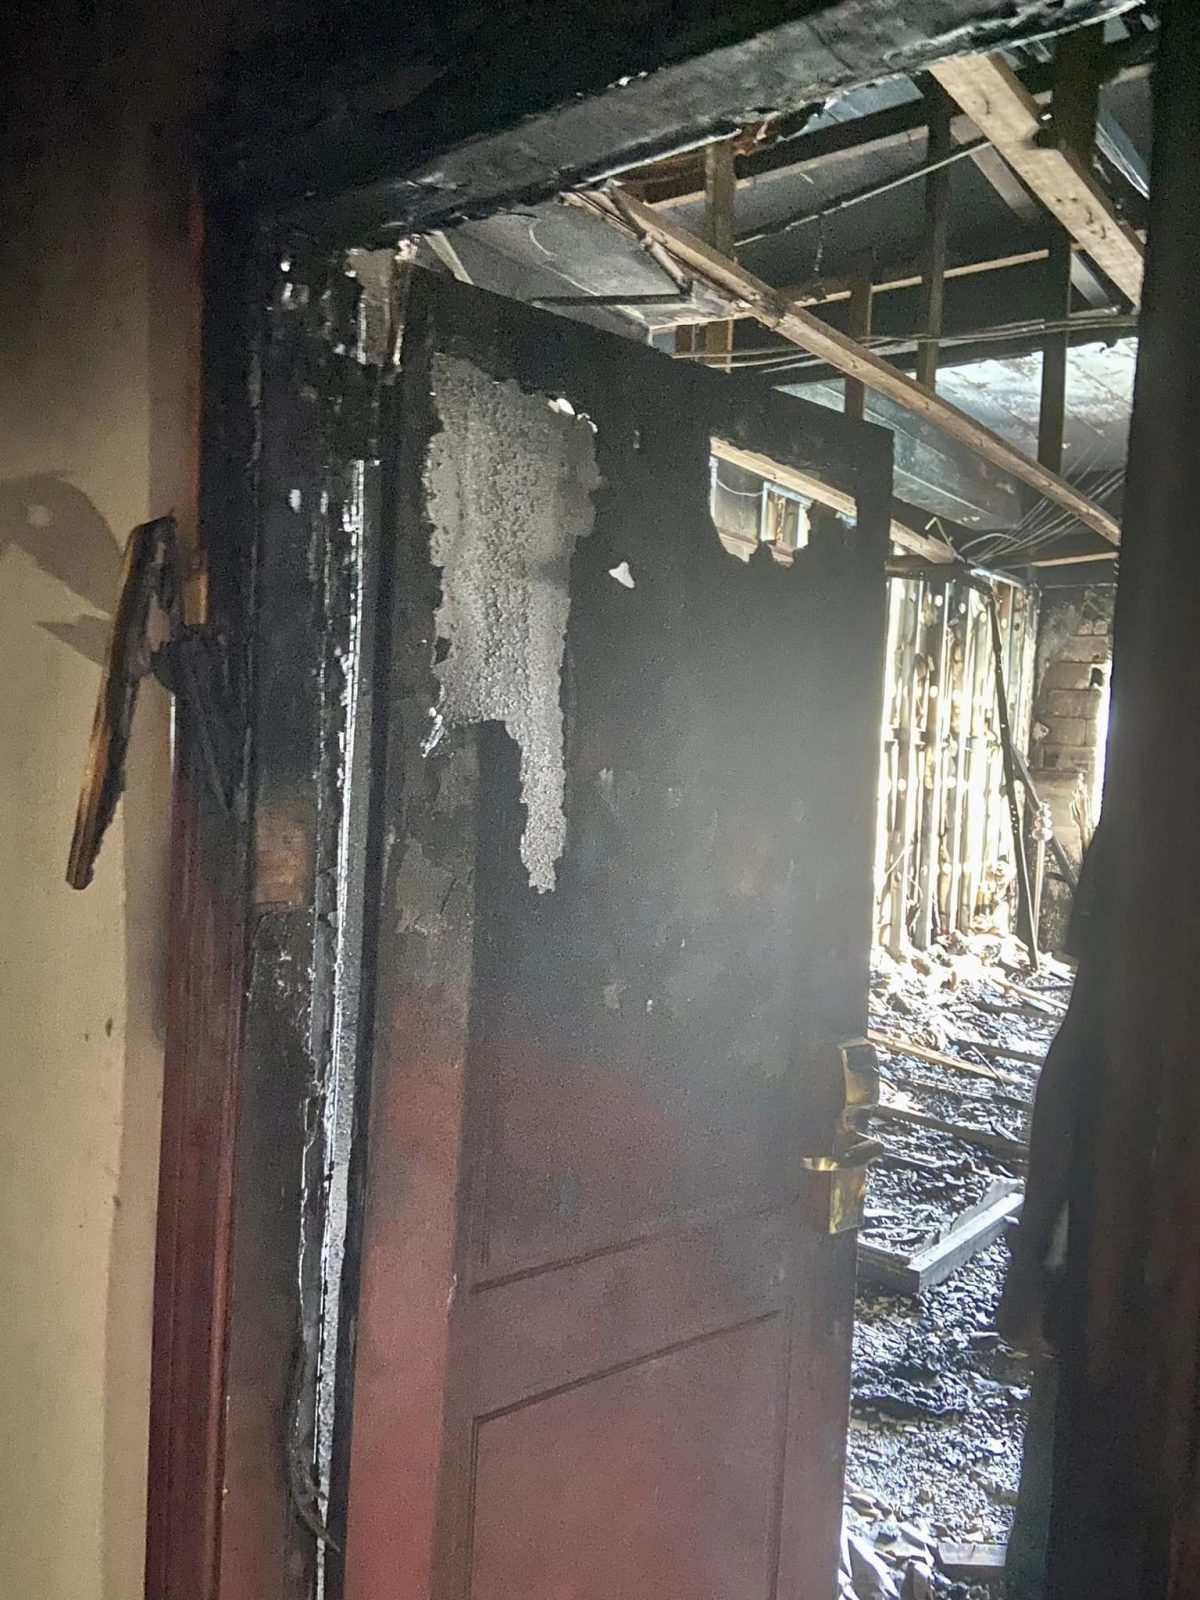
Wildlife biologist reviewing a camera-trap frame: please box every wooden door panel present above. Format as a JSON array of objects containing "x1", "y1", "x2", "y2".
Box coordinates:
[
  {"x1": 469, "y1": 1314, "x2": 789, "y2": 1600},
  {"x1": 477, "y1": 1033, "x2": 797, "y2": 1281},
  {"x1": 458, "y1": 1208, "x2": 794, "y2": 1414},
  {"x1": 343, "y1": 270, "x2": 892, "y2": 1600}
]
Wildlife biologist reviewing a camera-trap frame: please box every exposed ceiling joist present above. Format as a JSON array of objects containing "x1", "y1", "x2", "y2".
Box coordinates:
[
  {"x1": 627, "y1": 46, "x2": 1152, "y2": 210},
  {"x1": 577, "y1": 187, "x2": 1121, "y2": 546},
  {"x1": 930, "y1": 53, "x2": 1144, "y2": 304},
  {"x1": 654, "y1": 245, "x2": 1050, "y2": 330},
  {"x1": 710, "y1": 437, "x2": 956, "y2": 564}
]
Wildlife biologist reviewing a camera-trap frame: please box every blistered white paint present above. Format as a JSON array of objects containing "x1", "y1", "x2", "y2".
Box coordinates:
[{"x1": 426, "y1": 355, "x2": 600, "y2": 892}]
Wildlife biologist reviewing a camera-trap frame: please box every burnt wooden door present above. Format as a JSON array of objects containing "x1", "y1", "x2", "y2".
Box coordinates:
[{"x1": 340, "y1": 268, "x2": 891, "y2": 1600}]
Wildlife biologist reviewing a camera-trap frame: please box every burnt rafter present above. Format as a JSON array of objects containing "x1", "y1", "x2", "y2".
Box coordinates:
[
  {"x1": 624, "y1": 27, "x2": 1154, "y2": 209},
  {"x1": 931, "y1": 52, "x2": 1144, "y2": 304}
]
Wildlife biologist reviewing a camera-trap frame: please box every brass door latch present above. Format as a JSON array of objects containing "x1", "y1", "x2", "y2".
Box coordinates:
[{"x1": 800, "y1": 1037, "x2": 883, "y2": 1235}]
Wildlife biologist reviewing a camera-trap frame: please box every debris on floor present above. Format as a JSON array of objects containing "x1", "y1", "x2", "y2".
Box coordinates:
[{"x1": 841, "y1": 935, "x2": 1071, "y2": 1599}]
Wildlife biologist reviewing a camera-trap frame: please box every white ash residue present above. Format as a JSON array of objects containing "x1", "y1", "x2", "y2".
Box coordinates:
[{"x1": 425, "y1": 357, "x2": 600, "y2": 891}]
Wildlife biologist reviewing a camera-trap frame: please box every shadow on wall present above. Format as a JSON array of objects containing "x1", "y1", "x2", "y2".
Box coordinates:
[
  {"x1": 1, "y1": 472, "x2": 118, "y2": 660},
  {"x1": 2, "y1": 467, "x2": 170, "y2": 1600}
]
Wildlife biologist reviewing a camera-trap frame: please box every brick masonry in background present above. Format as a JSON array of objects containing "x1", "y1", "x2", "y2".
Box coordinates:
[
  {"x1": 1042, "y1": 659, "x2": 1105, "y2": 693},
  {"x1": 1056, "y1": 631, "x2": 1112, "y2": 664},
  {"x1": 1042, "y1": 717, "x2": 1097, "y2": 751},
  {"x1": 1031, "y1": 586, "x2": 1115, "y2": 949}
]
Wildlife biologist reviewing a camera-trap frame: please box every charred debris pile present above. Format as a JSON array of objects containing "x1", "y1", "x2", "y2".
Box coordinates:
[{"x1": 839, "y1": 936, "x2": 1068, "y2": 1600}]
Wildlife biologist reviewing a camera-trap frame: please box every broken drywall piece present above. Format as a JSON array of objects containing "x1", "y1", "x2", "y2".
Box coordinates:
[
  {"x1": 608, "y1": 560, "x2": 635, "y2": 589},
  {"x1": 847, "y1": 1533, "x2": 902, "y2": 1600},
  {"x1": 425, "y1": 355, "x2": 600, "y2": 892}
]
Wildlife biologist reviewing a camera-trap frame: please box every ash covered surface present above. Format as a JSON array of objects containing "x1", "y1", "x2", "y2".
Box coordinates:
[{"x1": 839, "y1": 937, "x2": 1070, "y2": 1599}]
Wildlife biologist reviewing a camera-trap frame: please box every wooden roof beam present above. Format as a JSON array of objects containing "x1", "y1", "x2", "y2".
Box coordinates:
[
  {"x1": 650, "y1": 245, "x2": 1051, "y2": 330},
  {"x1": 930, "y1": 52, "x2": 1144, "y2": 305},
  {"x1": 577, "y1": 187, "x2": 1121, "y2": 546}
]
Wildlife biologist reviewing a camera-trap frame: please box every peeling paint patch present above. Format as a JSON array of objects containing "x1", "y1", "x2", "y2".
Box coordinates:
[
  {"x1": 426, "y1": 355, "x2": 600, "y2": 891},
  {"x1": 394, "y1": 838, "x2": 457, "y2": 935}
]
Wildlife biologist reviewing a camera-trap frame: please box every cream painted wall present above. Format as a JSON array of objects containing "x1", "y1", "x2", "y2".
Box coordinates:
[{"x1": 0, "y1": 106, "x2": 178, "y2": 1600}]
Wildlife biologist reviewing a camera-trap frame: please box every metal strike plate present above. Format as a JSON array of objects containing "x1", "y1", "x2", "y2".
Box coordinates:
[
  {"x1": 799, "y1": 1038, "x2": 883, "y2": 1234},
  {"x1": 837, "y1": 1036, "x2": 880, "y2": 1144},
  {"x1": 800, "y1": 1138, "x2": 884, "y2": 1235}
]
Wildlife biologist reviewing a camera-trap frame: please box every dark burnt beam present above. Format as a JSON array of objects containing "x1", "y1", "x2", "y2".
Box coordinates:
[
  {"x1": 253, "y1": 0, "x2": 1147, "y2": 231},
  {"x1": 1050, "y1": 24, "x2": 1103, "y2": 161},
  {"x1": 916, "y1": 84, "x2": 953, "y2": 391},
  {"x1": 703, "y1": 139, "x2": 737, "y2": 367},
  {"x1": 1038, "y1": 233, "x2": 1073, "y2": 473},
  {"x1": 1049, "y1": 3, "x2": 1200, "y2": 1593},
  {"x1": 844, "y1": 251, "x2": 874, "y2": 421}
]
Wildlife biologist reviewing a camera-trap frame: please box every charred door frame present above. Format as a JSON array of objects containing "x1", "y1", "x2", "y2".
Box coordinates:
[
  {"x1": 146, "y1": 220, "x2": 258, "y2": 1600},
  {"x1": 146, "y1": 222, "x2": 399, "y2": 1599}
]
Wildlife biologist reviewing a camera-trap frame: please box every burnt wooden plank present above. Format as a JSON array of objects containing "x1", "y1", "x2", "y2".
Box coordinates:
[
  {"x1": 875, "y1": 1102, "x2": 1029, "y2": 1162},
  {"x1": 859, "y1": 1183, "x2": 1023, "y2": 1293},
  {"x1": 915, "y1": 85, "x2": 953, "y2": 393}
]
